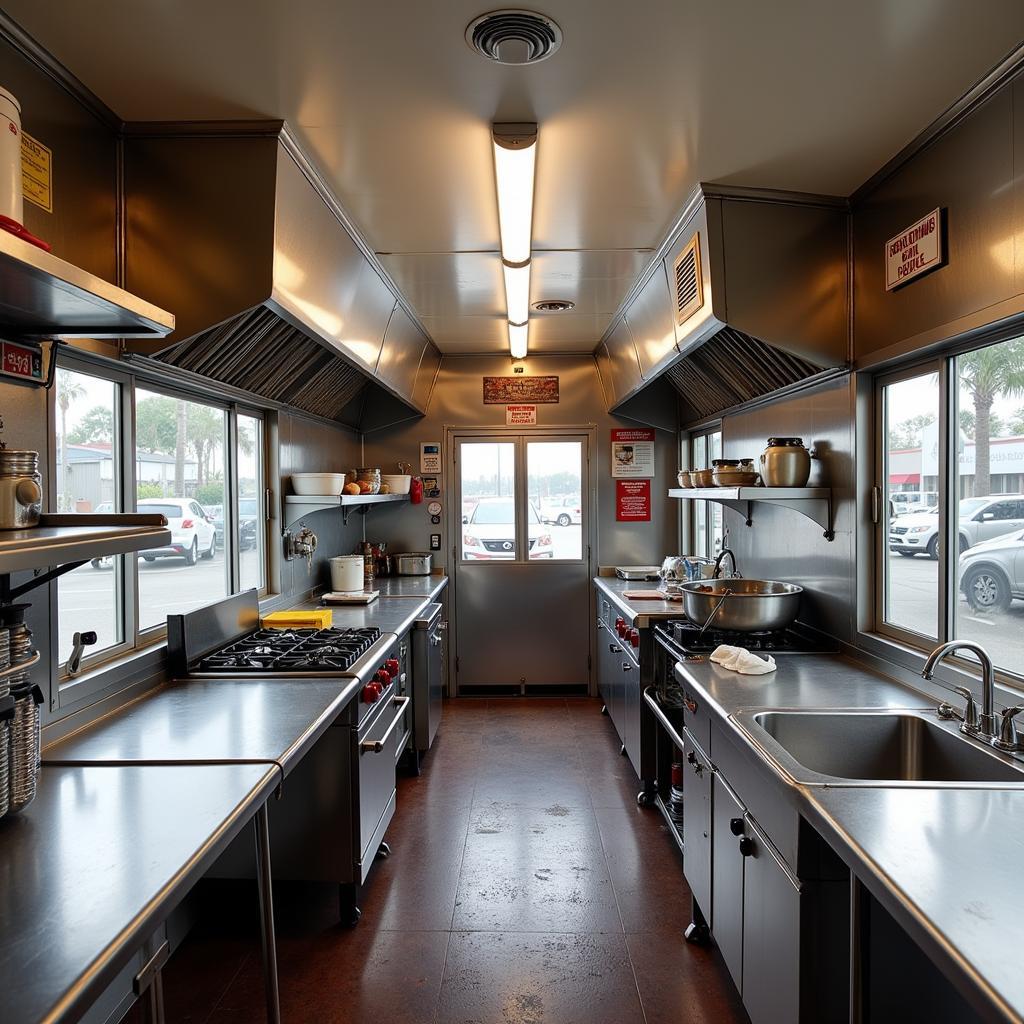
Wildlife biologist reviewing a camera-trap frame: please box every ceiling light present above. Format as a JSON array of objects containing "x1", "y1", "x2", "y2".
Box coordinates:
[
  {"x1": 508, "y1": 321, "x2": 529, "y2": 359},
  {"x1": 503, "y1": 262, "x2": 531, "y2": 326},
  {"x1": 492, "y1": 124, "x2": 537, "y2": 266}
]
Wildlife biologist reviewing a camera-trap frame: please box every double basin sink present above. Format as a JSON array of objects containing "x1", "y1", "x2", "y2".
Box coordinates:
[{"x1": 731, "y1": 708, "x2": 1024, "y2": 786}]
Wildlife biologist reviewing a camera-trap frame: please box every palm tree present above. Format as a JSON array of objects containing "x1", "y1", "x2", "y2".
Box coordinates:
[
  {"x1": 959, "y1": 339, "x2": 1024, "y2": 496},
  {"x1": 56, "y1": 369, "x2": 85, "y2": 511}
]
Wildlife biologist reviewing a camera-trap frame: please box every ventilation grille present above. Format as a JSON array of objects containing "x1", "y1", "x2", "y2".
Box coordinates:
[
  {"x1": 673, "y1": 233, "x2": 703, "y2": 327},
  {"x1": 466, "y1": 10, "x2": 562, "y2": 64},
  {"x1": 666, "y1": 327, "x2": 826, "y2": 420},
  {"x1": 159, "y1": 306, "x2": 369, "y2": 421},
  {"x1": 532, "y1": 299, "x2": 575, "y2": 312}
]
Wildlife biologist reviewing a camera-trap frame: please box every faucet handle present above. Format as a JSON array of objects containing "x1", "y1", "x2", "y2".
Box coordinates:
[
  {"x1": 951, "y1": 686, "x2": 980, "y2": 734},
  {"x1": 993, "y1": 706, "x2": 1024, "y2": 753}
]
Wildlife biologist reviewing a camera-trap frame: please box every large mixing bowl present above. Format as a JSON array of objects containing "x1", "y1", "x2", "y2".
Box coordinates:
[{"x1": 680, "y1": 578, "x2": 803, "y2": 632}]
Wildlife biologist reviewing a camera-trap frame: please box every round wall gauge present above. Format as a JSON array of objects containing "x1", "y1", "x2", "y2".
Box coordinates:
[{"x1": 427, "y1": 501, "x2": 442, "y2": 516}]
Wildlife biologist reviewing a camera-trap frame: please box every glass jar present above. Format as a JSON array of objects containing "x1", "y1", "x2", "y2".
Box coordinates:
[{"x1": 355, "y1": 468, "x2": 381, "y2": 495}]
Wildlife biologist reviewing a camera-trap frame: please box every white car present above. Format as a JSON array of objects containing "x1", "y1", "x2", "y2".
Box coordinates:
[
  {"x1": 137, "y1": 498, "x2": 218, "y2": 565},
  {"x1": 462, "y1": 497, "x2": 553, "y2": 560},
  {"x1": 540, "y1": 496, "x2": 582, "y2": 527},
  {"x1": 889, "y1": 496, "x2": 1024, "y2": 560}
]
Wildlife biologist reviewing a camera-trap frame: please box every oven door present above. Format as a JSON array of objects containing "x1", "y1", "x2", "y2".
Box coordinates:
[{"x1": 355, "y1": 692, "x2": 409, "y2": 880}]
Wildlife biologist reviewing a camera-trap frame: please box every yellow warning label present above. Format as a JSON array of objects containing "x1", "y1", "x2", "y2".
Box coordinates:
[{"x1": 21, "y1": 132, "x2": 52, "y2": 213}]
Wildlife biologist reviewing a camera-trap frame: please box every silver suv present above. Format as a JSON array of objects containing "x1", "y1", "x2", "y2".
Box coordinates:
[{"x1": 889, "y1": 495, "x2": 1024, "y2": 560}]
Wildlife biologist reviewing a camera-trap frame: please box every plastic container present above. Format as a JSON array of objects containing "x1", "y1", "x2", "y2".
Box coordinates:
[
  {"x1": 380, "y1": 474, "x2": 412, "y2": 494},
  {"x1": 0, "y1": 87, "x2": 23, "y2": 226},
  {"x1": 291, "y1": 473, "x2": 346, "y2": 495},
  {"x1": 330, "y1": 555, "x2": 364, "y2": 592}
]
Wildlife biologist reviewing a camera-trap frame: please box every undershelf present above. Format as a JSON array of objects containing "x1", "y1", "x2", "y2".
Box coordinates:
[{"x1": 668, "y1": 486, "x2": 834, "y2": 540}]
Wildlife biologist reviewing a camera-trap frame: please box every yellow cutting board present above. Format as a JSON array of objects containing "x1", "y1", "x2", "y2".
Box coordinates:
[{"x1": 261, "y1": 609, "x2": 334, "y2": 629}]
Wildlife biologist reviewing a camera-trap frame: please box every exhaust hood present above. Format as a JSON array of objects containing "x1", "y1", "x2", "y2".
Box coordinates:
[
  {"x1": 597, "y1": 185, "x2": 850, "y2": 423},
  {"x1": 121, "y1": 123, "x2": 439, "y2": 429}
]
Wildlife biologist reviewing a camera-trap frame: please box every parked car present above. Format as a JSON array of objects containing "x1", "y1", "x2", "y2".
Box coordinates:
[
  {"x1": 890, "y1": 490, "x2": 938, "y2": 514},
  {"x1": 539, "y1": 496, "x2": 582, "y2": 527},
  {"x1": 136, "y1": 498, "x2": 218, "y2": 565},
  {"x1": 462, "y1": 497, "x2": 553, "y2": 559},
  {"x1": 959, "y1": 528, "x2": 1024, "y2": 612},
  {"x1": 889, "y1": 495, "x2": 1024, "y2": 559}
]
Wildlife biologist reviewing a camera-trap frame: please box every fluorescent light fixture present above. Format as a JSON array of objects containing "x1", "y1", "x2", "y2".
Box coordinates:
[
  {"x1": 502, "y1": 261, "x2": 531, "y2": 326},
  {"x1": 508, "y1": 320, "x2": 529, "y2": 359},
  {"x1": 492, "y1": 124, "x2": 537, "y2": 266}
]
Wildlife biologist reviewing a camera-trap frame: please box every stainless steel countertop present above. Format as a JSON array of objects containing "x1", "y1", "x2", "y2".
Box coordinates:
[
  {"x1": 0, "y1": 762, "x2": 277, "y2": 1024},
  {"x1": 593, "y1": 574, "x2": 684, "y2": 628},
  {"x1": 42, "y1": 676, "x2": 362, "y2": 773},
  {"x1": 372, "y1": 576, "x2": 448, "y2": 601},
  {"x1": 297, "y1": 578, "x2": 448, "y2": 637},
  {"x1": 674, "y1": 653, "x2": 1024, "y2": 1023}
]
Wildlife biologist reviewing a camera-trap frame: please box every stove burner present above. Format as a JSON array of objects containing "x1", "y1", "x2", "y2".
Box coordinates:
[
  {"x1": 664, "y1": 619, "x2": 830, "y2": 655},
  {"x1": 196, "y1": 626, "x2": 383, "y2": 673}
]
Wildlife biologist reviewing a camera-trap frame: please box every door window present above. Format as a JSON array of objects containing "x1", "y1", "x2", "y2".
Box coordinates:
[
  {"x1": 528, "y1": 440, "x2": 583, "y2": 560},
  {"x1": 460, "y1": 442, "x2": 519, "y2": 560}
]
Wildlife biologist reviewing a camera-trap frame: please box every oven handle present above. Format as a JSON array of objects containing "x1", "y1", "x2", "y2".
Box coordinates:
[{"x1": 360, "y1": 696, "x2": 411, "y2": 753}]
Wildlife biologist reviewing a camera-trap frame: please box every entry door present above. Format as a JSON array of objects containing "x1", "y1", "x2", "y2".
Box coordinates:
[{"x1": 453, "y1": 432, "x2": 591, "y2": 692}]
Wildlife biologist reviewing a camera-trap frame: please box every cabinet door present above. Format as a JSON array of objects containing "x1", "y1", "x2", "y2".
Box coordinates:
[
  {"x1": 621, "y1": 653, "x2": 640, "y2": 774},
  {"x1": 712, "y1": 775, "x2": 745, "y2": 989},
  {"x1": 681, "y1": 731, "x2": 712, "y2": 920},
  {"x1": 742, "y1": 818, "x2": 803, "y2": 1024}
]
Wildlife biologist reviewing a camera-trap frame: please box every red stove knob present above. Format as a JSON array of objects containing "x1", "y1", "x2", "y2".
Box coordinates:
[
  {"x1": 614, "y1": 617, "x2": 624, "y2": 633},
  {"x1": 385, "y1": 658, "x2": 400, "y2": 679},
  {"x1": 374, "y1": 668, "x2": 391, "y2": 685},
  {"x1": 629, "y1": 629, "x2": 640, "y2": 648},
  {"x1": 362, "y1": 682, "x2": 382, "y2": 703}
]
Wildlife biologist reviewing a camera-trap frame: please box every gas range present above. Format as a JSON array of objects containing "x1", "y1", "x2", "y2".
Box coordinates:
[
  {"x1": 197, "y1": 626, "x2": 383, "y2": 673},
  {"x1": 654, "y1": 618, "x2": 837, "y2": 658}
]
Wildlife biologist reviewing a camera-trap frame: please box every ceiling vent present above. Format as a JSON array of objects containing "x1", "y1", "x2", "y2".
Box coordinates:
[
  {"x1": 466, "y1": 10, "x2": 563, "y2": 65},
  {"x1": 672, "y1": 233, "x2": 703, "y2": 327},
  {"x1": 532, "y1": 299, "x2": 575, "y2": 312}
]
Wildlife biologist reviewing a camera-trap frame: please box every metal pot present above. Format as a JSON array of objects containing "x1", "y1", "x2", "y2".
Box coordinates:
[
  {"x1": 394, "y1": 552, "x2": 432, "y2": 576},
  {"x1": 680, "y1": 578, "x2": 803, "y2": 632},
  {"x1": 760, "y1": 437, "x2": 811, "y2": 488},
  {"x1": 0, "y1": 450, "x2": 42, "y2": 529}
]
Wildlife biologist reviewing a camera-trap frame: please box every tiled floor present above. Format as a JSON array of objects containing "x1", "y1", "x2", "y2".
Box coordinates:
[{"x1": 152, "y1": 698, "x2": 748, "y2": 1024}]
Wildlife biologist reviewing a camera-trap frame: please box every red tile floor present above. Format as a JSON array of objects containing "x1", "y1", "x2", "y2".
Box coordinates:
[{"x1": 146, "y1": 698, "x2": 748, "y2": 1023}]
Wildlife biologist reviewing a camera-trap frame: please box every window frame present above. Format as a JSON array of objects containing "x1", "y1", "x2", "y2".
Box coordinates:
[
  {"x1": 687, "y1": 424, "x2": 724, "y2": 559},
  {"x1": 53, "y1": 354, "x2": 271, "y2": 695}
]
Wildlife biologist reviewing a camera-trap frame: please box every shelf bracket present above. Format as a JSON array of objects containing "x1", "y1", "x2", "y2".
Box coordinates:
[{"x1": 1, "y1": 559, "x2": 88, "y2": 603}]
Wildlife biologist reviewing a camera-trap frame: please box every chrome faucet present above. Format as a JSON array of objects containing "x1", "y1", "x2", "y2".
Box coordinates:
[
  {"x1": 922, "y1": 641, "x2": 997, "y2": 740},
  {"x1": 712, "y1": 548, "x2": 738, "y2": 580}
]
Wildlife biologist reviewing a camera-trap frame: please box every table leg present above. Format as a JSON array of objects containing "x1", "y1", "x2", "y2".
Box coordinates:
[{"x1": 254, "y1": 803, "x2": 281, "y2": 1024}]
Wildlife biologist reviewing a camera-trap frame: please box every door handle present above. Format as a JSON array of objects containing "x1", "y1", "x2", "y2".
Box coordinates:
[
  {"x1": 609, "y1": 644, "x2": 622, "y2": 653},
  {"x1": 360, "y1": 696, "x2": 411, "y2": 753}
]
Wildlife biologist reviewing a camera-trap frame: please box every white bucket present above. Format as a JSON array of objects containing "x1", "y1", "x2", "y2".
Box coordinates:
[
  {"x1": 0, "y1": 87, "x2": 23, "y2": 226},
  {"x1": 330, "y1": 555, "x2": 364, "y2": 593}
]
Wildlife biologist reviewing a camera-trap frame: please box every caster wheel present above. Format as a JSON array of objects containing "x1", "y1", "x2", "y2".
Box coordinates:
[
  {"x1": 620, "y1": 744, "x2": 627, "y2": 756},
  {"x1": 637, "y1": 791, "x2": 654, "y2": 807},
  {"x1": 376, "y1": 841, "x2": 391, "y2": 859},
  {"x1": 601, "y1": 704, "x2": 609, "y2": 716},
  {"x1": 684, "y1": 921, "x2": 710, "y2": 945}
]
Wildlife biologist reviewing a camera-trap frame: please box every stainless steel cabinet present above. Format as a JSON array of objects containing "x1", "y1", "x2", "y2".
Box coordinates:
[
  {"x1": 712, "y1": 773, "x2": 745, "y2": 988},
  {"x1": 682, "y1": 727, "x2": 713, "y2": 920}
]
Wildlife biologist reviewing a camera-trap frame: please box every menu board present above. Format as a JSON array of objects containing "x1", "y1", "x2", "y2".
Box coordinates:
[
  {"x1": 616, "y1": 480, "x2": 651, "y2": 521},
  {"x1": 611, "y1": 428, "x2": 655, "y2": 478},
  {"x1": 483, "y1": 376, "x2": 559, "y2": 404}
]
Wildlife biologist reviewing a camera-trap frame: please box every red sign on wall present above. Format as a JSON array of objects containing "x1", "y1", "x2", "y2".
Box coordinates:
[{"x1": 616, "y1": 479, "x2": 651, "y2": 522}]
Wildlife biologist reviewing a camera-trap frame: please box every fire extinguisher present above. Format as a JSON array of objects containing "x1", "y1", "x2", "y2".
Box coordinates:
[{"x1": 410, "y1": 477, "x2": 424, "y2": 504}]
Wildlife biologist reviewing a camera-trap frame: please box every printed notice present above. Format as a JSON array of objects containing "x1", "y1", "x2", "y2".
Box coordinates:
[
  {"x1": 506, "y1": 404, "x2": 536, "y2": 425},
  {"x1": 611, "y1": 428, "x2": 655, "y2": 479},
  {"x1": 21, "y1": 132, "x2": 52, "y2": 212},
  {"x1": 885, "y1": 208, "x2": 942, "y2": 290},
  {"x1": 616, "y1": 480, "x2": 651, "y2": 522}
]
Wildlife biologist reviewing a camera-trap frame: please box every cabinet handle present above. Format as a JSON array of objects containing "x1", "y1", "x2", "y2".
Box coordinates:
[
  {"x1": 730, "y1": 817, "x2": 744, "y2": 836},
  {"x1": 739, "y1": 836, "x2": 754, "y2": 857},
  {"x1": 621, "y1": 662, "x2": 633, "y2": 672},
  {"x1": 609, "y1": 644, "x2": 622, "y2": 654}
]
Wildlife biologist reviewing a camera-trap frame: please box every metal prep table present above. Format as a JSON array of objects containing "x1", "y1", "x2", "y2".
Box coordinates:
[{"x1": 0, "y1": 762, "x2": 279, "y2": 1024}]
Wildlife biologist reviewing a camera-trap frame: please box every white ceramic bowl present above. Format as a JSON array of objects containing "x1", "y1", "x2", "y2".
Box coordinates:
[
  {"x1": 291, "y1": 472, "x2": 346, "y2": 495},
  {"x1": 380, "y1": 474, "x2": 412, "y2": 494}
]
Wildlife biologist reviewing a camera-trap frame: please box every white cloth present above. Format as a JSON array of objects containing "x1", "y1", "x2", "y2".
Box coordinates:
[{"x1": 709, "y1": 644, "x2": 777, "y2": 675}]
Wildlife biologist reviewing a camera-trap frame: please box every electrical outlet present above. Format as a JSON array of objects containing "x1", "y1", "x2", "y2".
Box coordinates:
[{"x1": 430, "y1": 533, "x2": 441, "y2": 551}]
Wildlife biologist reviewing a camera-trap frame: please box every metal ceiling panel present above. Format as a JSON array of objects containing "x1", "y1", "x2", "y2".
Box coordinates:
[
  {"x1": 377, "y1": 252, "x2": 505, "y2": 318},
  {"x1": 531, "y1": 249, "x2": 653, "y2": 316}
]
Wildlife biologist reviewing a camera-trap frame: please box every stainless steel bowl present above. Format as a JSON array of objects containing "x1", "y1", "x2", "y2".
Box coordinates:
[{"x1": 680, "y1": 578, "x2": 803, "y2": 632}]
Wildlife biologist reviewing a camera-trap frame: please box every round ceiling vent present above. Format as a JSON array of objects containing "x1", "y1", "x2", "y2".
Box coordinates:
[
  {"x1": 532, "y1": 299, "x2": 576, "y2": 313},
  {"x1": 466, "y1": 10, "x2": 563, "y2": 65}
]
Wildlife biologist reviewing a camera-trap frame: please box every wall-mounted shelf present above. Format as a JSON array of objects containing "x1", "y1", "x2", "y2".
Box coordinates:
[
  {"x1": 0, "y1": 513, "x2": 171, "y2": 601},
  {"x1": 283, "y1": 492, "x2": 410, "y2": 529},
  {"x1": 0, "y1": 228, "x2": 175, "y2": 339},
  {"x1": 669, "y1": 486, "x2": 834, "y2": 541}
]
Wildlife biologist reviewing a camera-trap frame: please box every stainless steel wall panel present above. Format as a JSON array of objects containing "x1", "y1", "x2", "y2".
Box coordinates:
[
  {"x1": 853, "y1": 88, "x2": 1017, "y2": 363},
  {"x1": 375, "y1": 303, "x2": 426, "y2": 400},
  {"x1": 411, "y1": 342, "x2": 441, "y2": 412},
  {"x1": 624, "y1": 262, "x2": 679, "y2": 379}
]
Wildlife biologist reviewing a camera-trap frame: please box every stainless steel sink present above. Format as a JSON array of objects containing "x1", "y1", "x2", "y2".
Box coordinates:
[{"x1": 731, "y1": 709, "x2": 1024, "y2": 786}]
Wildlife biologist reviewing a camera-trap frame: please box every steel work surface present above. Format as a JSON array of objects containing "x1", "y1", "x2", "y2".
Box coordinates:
[
  {"x1": 593, "y1": 575, "x2": 684, "y2": 628},
  {"x1": 43, "y1": 677, "x2": 360, "y2": 773},
  {"x1": 293, "y1": 590, "x2": 443, "y2": 637},
  {"x1": 0, "y1": 762, "x2": 276, "y2": 1024}
]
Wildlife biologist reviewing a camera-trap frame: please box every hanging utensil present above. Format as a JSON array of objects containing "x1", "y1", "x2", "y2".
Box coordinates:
[{"x1": 697, "y1": 588, "x2": 733, "y2": 638}]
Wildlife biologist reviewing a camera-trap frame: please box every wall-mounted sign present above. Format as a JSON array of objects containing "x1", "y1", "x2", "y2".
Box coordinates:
[
  {"x1": 616, "y1": 480, "x2": 651, "y2": 522},
  {"x1": 611, "y1": 428, "x2": 655, "y2": 479},
  {"x1": 420, "y1": 442, "x2": 441, "y2": 474},
  {"x1": 483, "y1": 375, "x2": 559, "y2": 404},
  {"x1": 0, "y1": 339, "x2": 44, "y2": 384},
  {"x1": 505, "y1": 404, "x2": 536, "y2": 425},
  {"x1": 885, "y1": 207, "x2": 943, "y2": 291},
  {"x1": 21, "y1": 132, "x2": 51, "y2": 213}
]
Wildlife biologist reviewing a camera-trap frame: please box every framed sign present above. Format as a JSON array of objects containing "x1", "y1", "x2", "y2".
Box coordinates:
[
  {"x1": 611, "y1": 428, "x2": 655, "y2": 479},
  {"x1": 885, "y1": 208, "x2": 944, "y2": 291},
  {"x1": 616, "y1": 480, "x2": 651, "y2": 521},
  {"x1": 483, "y1": 376, "x2": 559, "y2": 404}
]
